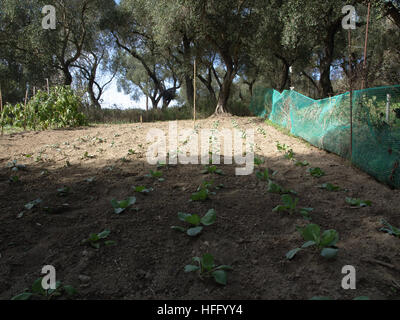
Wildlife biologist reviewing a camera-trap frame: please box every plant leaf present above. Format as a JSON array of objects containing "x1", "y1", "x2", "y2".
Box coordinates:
[
  {"x1": 212, "y1": 270, "x2": 227, "y2": 285},
  {"x1": 184, "y1": 265, "x2": 200, "y2": 273},
  {"x1": 286, "y1": 248, "x2": 302, "y2": 260},
  {"x1": 91, "y1": 242, "x2": 101, "y2": 249},
  {"x1": 272, "y1": 205, "x2": 288, "y2": 212},
  {"x1": 320, "y1": 230, "x2": 339, "y2": 247},
  {"x1": 25, "y1": 199, "x2": 42, "y2": 210},
  {"x1": 321, "y1": 247, "x2": 338, "y2": 259},
  {"x1": 11, "y1": 292, "x2": 33, "y2": 300},
  {"x1": 200, "y1": 209, "x2": 216, "y2": 226},
  {"x1": 298, "y1": 224, "x2": 321, "y2": 243},
  {"x1": 63, "y1": 285, "x2": 77, "y2": 296},
  {"x1": 171, "y1": 226, "x2": 186, "y2": 233},
  {"x1": 185, "y1": 214, "x2": 201, "y2": 226},
  {"x1": 178, "y1": 212, "x2": 192, "y2": 222},
  {"x1": 201, "y1": 254, "x2": 215, "y2": 271},
  {"x1": 191, "y1": 189, "x2": 209, "y2": 201},
  {"x1": 31, "y1": 277, "x2": 45, "y2": 295},
  {"x1": 214, "y1": 265, "x2": 234, "y2": 271},
  {"x1": 187, "y1": 226, "x2": 203, "y2": 237},
  {"x1": 310, "y1": 296, "x2": 332, "y2": 300},
  {"x1": 301, "y1": 241, "x2": 316, "y2": 249},
  {"x1": 97, "y1": 230, "x2": 110, "y2": 239},
  {"x1": 353, "y1": 296, "x2": 370, "y2": 300}
]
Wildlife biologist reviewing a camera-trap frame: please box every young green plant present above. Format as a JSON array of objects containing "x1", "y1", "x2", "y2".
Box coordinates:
[
  {"x1": 11, "y1": 278, "x2": 77, "y2": 300},
  {"x1": 346, "y1": 197, "x2": 372, "y2": 207},
  {"x1": 308, "y1": 167, "x2": 325, "y2": 178},
  {"x1": 191, "y1": 181, "x2": 215, "y2": 201},
  {"x1": 286, "y1": 224, "x2": 339, "y2": 260},
  {"x1": 184, "y1": 253, "x2": 233, "y2": 285},
  {"x1": 380, "y1": 219, "x2": 400, "y2": 237},
  {"x1": 145, "y1": 170, "x2": 165, "y2": 182},
  {"x1": 171, "y1": 209, "x2": 216, "y2": 236},
  {"x1": 111, "y1": 197, "x2": 136, "y2": 214},
  {"x1": 81, "y1": 230, "x2": 116, "y2": 249},
  {"x1": 202, "y1": 165, "x2": 223, "y2": 175}
]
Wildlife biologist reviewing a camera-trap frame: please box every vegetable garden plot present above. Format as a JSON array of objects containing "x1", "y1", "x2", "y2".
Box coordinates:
[{"x1": 0, "y1": 118, "x2": 400, "y2": 300}]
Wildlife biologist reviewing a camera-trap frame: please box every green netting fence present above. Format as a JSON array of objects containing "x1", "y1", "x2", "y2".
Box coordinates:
[{"x1": 249, "y1": 85, "x2": 400, "y2": 188}]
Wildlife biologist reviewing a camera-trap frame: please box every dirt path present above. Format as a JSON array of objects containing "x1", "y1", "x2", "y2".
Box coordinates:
[{"x1": 0, "y1": 116, "x2": 399, "y2": 300}]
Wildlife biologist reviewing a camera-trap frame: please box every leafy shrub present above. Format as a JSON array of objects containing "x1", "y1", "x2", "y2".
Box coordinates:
[{"x1": 1, "y1": 86, "x2": 87, "y2": 130}]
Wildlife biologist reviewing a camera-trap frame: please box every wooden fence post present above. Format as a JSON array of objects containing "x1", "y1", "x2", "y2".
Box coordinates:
[
  {"x1": 0, "y1": 86, "x2": 3, "y2": 136},
  {"x1": 193, "y1": 59, "x2": 197, "y2": 128},
  {"x1": 24, "y1": 88, "x2": 28, "y2": 131}
]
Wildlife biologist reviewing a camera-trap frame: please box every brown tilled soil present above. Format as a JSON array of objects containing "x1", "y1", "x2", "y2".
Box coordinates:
[{"x1": 0, "y1": 116, "x2": 399, "y2": 300}]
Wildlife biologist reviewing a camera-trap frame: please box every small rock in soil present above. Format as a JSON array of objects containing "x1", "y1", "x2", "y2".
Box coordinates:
[{"x1": 78, "y1": 275, "x2": 91, "y2": 283}]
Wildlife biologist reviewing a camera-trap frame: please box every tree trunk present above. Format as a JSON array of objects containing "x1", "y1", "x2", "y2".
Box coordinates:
[
  {"x1": 62, "y1": 65, "x2": 73, "y2": 86},
  {"x1": 319, "y1": 64, "x2": 334, "y2": 98},
  {"x1": 183, "y1": 35, "x2": 194, "y2": 106},
  {"x1": 275, "y1": 55, "x2": 290, "y2": 92},
  {"x1": 318, "y1": 19, "x2": 341, "y2": 98},
  {"x1": 150, "y1": 97, "x2": 158, "y2": 110},
  {"x1": 185, "y1": 75, "x2": 194, "y2": 107},
  {"x1": 214, "y1": 68, "x2": 234, "y2": 116},
  {"x1": 88, "y1": 80, "x2": 101, "y2": 109},
  {"x1": 248, "y1": 80, "x2": 255, "y2": 97}
]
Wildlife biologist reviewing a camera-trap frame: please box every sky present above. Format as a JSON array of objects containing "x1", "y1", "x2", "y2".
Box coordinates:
[{"x1": 100, "y1": 78, "x2": 145, "y2": 110}]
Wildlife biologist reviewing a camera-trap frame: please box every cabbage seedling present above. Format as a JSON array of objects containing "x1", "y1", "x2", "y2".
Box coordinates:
[
  {"x1": 25, "y1": 199, "x2": 42, "y2": 210},
  {"x1": 145, "y1": 170, "x2": 165, "y2": 182},
  {"x1": 346, "y1": 197, "x2": 371, "y2": 207},
  {"x1": 11, "y1": 278, "x2": 77, "y2": 300},
  {"x1": 9, "y1": 175, "x2": 20, "y2": 183},
  {"x1": 276, "y1": 142, "x2": 288, "y2": 152},
  {"x1": 267, "y1": 180, "x2": 297, "y2": 195},
  {"x1": 254, "y1": 157, "x2": 264, "y2": 167},
  {"x1": 191, "y1": 181, "x2": 214, "y2": 201},
  {"x1": 256, "y1": 168, "x2": 277, "y2": 181},
  {"x1": 202, "y1": 165, "x2": 223, "y2": 175},
  {"x1": 172, "y1": 209, "x2": 216, "y2": 237},
  {"x1": 380, "y1": 219, "x2": 400, "y2": 237},
  {"x1": 295, "y1": 160, "x2": 309, "y2": 167},
  {"x1": 284, "y1": 149, "x2": 294, "y2": 160},
  {"x1": 273, "y1": 195, "x2": 313, "y2": 220},
  {"x1": 272, "y1": 194, "x2": 299, "y2": 215},
  {"x1": 111, "y1": 197, "x2": 136, "y2": 214},
  {"x1": 82, "y1": 230, "x2": 115, "y2": 249},
  {"x1": 184, "y1": 253, "x2": 233, "y2": 285},
  {"x1": 83, "y1": 151, "x2": 95, "y2": 159},
  {"x1": 286, "y1": 224, "x2": 339, "y2": 260},
  {"x1": 133, "y1": 186, "x2": 154, "y2": 194},
  {"x1": 308, "y1": 167, "x2": 325, "y2": 178},
  {"x1": 57, "y1": 186, "x2": 70, "y2": 197},
  {"x1": 320, "y1": 183, "x2": 341, "y2": 191}
]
